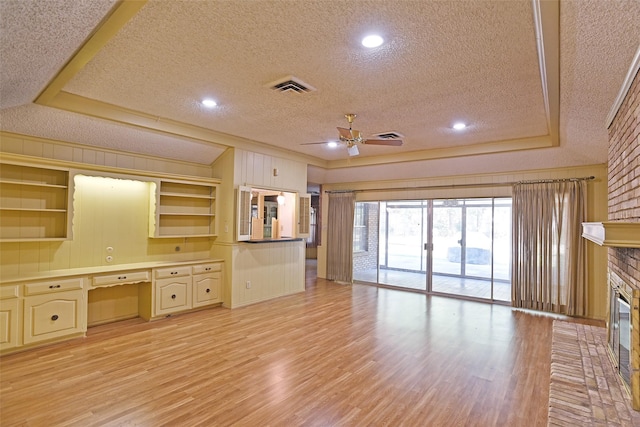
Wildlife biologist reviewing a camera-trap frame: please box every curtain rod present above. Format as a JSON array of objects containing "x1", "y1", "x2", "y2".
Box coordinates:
[{"x1": 324, "y1": 176, "x2": 596, "y2": 194}]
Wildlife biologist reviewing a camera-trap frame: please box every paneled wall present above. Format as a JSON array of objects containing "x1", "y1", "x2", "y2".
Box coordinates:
[
  {"x1": 212, "y1": 148, "x2": 308, "y2": 308},
  {"x1": 0, "y1": 132, "x2": 213, "y2": 178},
  {"x1": 319, "y1": 164, "x2": 609, "y2": 320},
  {"x1": 234, "y1": 148, "x2": 308, "y2": 193},
  {"x1": 608, "y1": 68, "x2": 640, "y2": 289},
  {"x1": 230, "y1": 241, "x2": 305, "y2": 307}
]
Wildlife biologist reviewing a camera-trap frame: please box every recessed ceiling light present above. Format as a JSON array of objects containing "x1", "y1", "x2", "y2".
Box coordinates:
[
  {"x1": 453, "y1": 122, "x2": 467, "y2": 130},
  {"x1": 201, "y1": 99, "x2": 217, "y2": 108},
  {"x1": 362, "y1": 35, "x2": 384, "y2": 48},
  {"x1": 327, "y1": 141, "x2": 338, "y2": 148}
]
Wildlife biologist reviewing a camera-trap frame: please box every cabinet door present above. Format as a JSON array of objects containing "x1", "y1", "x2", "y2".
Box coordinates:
[
  {"x1": 236, "y1": 185, "x2": 252, "y2": 241},
  {"x1": 23, "y1": 290, "x2": 85, "y2": 345},
  {"x1": 297, "y1": 193, "x2": 311, "y2": 238},
  {"x1": 0, "y1": 299, "x2": 20, "y2": 351},
  {"x1": 154, "y1": 277, "x2": 192, "y2": 316},
  {"x1": 193, "y1": 272, "x2": 222, "y2": 308}
]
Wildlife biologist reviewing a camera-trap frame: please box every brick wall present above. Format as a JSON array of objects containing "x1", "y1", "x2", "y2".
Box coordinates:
[
  {"x1": 353, "y1": 203, "x2": 379, "y2": 273},
  {"x1": 608, "y1": 68, "x2": 640, "y2": 288}
]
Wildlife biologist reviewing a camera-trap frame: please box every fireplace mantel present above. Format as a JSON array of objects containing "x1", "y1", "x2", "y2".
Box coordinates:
[{"x1": 582, "y1": 222, "x2": 640, "y2": 248}]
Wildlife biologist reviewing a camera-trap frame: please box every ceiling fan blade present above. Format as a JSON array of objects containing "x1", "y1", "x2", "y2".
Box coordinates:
[
  {"x1": 337, "y1": 127, "x2": 352, "y2": 140},
  {"x1": 363, "y1": 139, "x2": 403, "y2": 146}
]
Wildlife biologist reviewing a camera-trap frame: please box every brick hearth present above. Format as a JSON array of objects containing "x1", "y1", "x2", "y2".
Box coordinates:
[{"x1": 548, "y1": 320, "x2": 640, "y2": 426}]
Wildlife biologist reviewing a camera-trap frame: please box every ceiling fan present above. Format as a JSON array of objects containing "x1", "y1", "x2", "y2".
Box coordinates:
[{"x1": 303, "y1": 114, "x2": 403, "y2": 156}]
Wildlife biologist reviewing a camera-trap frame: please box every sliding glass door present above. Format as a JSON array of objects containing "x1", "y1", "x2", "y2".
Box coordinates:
[{"x1": 352, "y1": 197, "x2": 512, "y2": 303}]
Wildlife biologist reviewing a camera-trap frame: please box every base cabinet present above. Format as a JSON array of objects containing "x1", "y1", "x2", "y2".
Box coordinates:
[
  {"x1": 155, "y1": 276, "x2": 192, "y2": 316},
  {"x1": 23, "y1": 289, "x2": 85, "y2": 345},
  {"x1": 193, "y1": 262, "x2": 223, "y2": 308},
  {"x1": 1, "y1": 260, "x2": 223, "y2": 354},
  {"x1": 193, "y1": 272, "x2": 222, "y2": 307},
  {"x1": 0, "y1": 298, "x2": 19, "y2": 351}
]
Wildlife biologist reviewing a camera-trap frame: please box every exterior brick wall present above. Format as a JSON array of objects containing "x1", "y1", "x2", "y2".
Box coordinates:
[
  {"x1": 353, "y1": 203, "x2": 379, "y2": 273},
  {"x1": 608, "y1": 68, "x2": 640, "y2": 289}
]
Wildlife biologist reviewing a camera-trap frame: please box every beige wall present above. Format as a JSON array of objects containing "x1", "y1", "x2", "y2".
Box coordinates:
[{"x1": 318, "y1": 164, "x2": 609, "y2": 320}]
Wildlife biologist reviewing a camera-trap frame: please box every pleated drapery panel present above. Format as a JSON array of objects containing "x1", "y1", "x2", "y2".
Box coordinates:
[
  {"x1": 326, "y1": 192, "x2": 356, "y2": 284},
  {"x1": 512, "y1": 181, "x2": 588, "y2": 316}
]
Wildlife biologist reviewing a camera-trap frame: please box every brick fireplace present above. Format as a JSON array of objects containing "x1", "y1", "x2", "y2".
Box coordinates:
[{"x1": 606, "y1": 52, "x2": 640, "y2": 409}]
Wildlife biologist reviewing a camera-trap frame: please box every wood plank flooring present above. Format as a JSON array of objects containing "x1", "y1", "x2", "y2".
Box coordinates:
[{"x1": 1, "y1": 268, "x2": 568, "y2": 426}]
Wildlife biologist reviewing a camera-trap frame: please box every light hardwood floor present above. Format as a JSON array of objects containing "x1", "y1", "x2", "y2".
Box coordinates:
[{"x1": 1, "y1": 266, "x2": 582, "y2": 426}]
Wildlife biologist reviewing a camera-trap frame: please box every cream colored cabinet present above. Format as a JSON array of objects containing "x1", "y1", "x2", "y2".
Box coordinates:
[
  {"x1": 0, "y1": 162, "x2": 71, "y2": 241},
  {"x1": 192, "y1": 263, "x2": 223, "y2": 308},
  {"x1": 23, "y1": 277, "x2": 86, "y2": 345},
  {"x1": 149, "y1": 179, "x2": 218, "y2": 238},
  {"x1": 0, "y1": 285, "x2": 20, "y2": 351},
  {"x1": 153, "y1": 266, "x2": 192, "y2": 316}
]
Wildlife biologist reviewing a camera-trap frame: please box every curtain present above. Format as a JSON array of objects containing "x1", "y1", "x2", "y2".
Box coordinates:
[
  {"x1": 512, "y1": 181, "x2": 588, "y2": 316},
  {"x1": 326, "y1": 192, "x2": 356, "y2": 284}
]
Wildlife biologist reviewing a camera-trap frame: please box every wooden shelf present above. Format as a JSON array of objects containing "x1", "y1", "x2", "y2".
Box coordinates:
[
  {"x1": 0, "y1": 207, "x2": 67, "y2": 213},
  {"x1": 0, "y1": 179, "x2": 67, "y2": 189},
  {"x1": 0, "y1": 163, "x2": 71, "y2": 241},
  {"x1": 150, "y1": 179, "x2": 218, "y2": 238},
  {"x1": 160, "y1": 192, "x2": 214, "y2": 200}
]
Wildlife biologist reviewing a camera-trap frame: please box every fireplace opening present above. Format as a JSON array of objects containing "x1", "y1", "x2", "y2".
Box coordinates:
[{"x1": 609, "y1": 283, "x2": 633, "y2": 393}]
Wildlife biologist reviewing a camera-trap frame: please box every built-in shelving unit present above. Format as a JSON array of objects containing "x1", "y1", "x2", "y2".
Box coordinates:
[
  {"x1": 0, "y1": 163, "x2": 71, "y2": 241},
  {"x1": 150, "y1": 179, "x2": 217, "y2": 238}
]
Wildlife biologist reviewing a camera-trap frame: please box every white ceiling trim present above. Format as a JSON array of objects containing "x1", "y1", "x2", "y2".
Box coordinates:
[
  {"x1": 533, "y1": 0, "x2": 560, "y2": 146},
  {"x1": 606, "y1": 44, "x2": 640, "y2": 128}
]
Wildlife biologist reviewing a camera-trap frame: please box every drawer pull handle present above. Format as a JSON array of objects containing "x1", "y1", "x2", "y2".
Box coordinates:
[
  {"x1": 206, "y1": 288, "x2": 211, "y2": 293},
  {"x1": 118, "y1": 276, "x2": 127, "y2": 280},
  {"x1": 171, "y1": 294, "x2": 177, "y2": 299},
  {"x1": 205, "y1": 267, "x2": 211, "y2": 271},
  {"x1": 51, "y1": 314, "x2": 59, "y2": 321},
  {"x1": 171, "y1": 271, "x2": 178, "y2": 275},
  {"x1": 49, "y1": 285, "x2": 61, "y2": 289}
]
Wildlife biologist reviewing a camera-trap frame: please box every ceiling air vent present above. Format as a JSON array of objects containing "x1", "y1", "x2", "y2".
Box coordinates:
[
  {"x1": 374, "y1": 131, "x2": 404, "y2": 139},
  {"x1": 267, "y1": 76, "x2": 316, "y2": 93}
]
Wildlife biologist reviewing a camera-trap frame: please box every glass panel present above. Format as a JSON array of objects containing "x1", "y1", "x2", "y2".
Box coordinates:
[
  {"x1": 493, "y1": 198, "x2": 512, "y2": 301},
  {"x1": 378, "y1": 201, "x2": 426, "y2": 290},
  {"x1": 432, "y1": 200, "x2": 462, "y2": 277},
  {"x1": 464, "y1": 205, "x2": 493, "y2": 279},
  {"x1": 619, "y1": 297, "x2": 631, "y2": 386}
]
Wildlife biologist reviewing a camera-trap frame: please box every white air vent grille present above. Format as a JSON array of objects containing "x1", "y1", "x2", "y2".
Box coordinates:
[
  {"x1": 267, "y1": 76, "x2": 316, "y2": 93},
  {"x1": 374, "y1": 132, "x2": 404, "y2": 139}
]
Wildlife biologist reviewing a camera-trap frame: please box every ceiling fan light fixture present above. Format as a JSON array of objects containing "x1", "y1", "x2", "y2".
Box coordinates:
[
  {"x1": 362, "y1": 34, "x2": 384, "y2": 48},
  {"x1": 347, "y1": 145, "x2": 360, "y2": 156}
]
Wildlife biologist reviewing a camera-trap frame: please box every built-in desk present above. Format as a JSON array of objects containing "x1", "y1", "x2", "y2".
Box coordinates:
[{"x1": 0, "y1": 259, "x2": 224, "y2": 354}]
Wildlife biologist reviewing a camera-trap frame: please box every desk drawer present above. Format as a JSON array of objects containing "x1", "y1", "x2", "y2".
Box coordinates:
[
  {"x1": 24, "y1": 278, "x2": 83, "y2": 296},
  {"x1": 0, "y1": 285, "x2": 19, "y2": 300},
  {"x1": 192, "y1": 262, "x2": 222, "y2": 275},
  {"x1": 93, "y1": 270, "x2": 150, "y2": 287},
  {"x1": 154, "y1": 266, "x2": 191, "y2": 279}
]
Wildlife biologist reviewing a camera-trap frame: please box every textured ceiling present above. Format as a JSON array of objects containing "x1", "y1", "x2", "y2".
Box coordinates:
[{"x1": 1, "y1": 0, "x2": 639, "y2": 180}]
